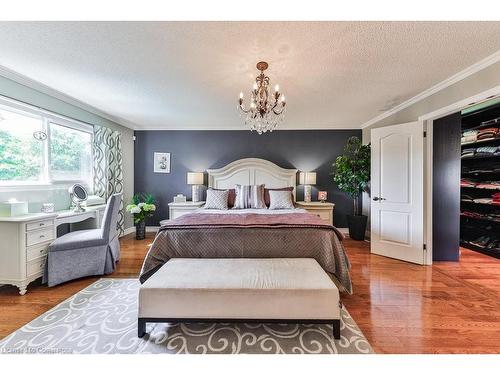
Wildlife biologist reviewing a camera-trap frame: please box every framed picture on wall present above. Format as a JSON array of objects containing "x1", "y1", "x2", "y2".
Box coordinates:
[{"x1": 153, "y1": 152, "x2": 171, "y2": 173}]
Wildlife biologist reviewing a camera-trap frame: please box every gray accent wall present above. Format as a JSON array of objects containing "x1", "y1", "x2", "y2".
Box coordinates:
[{"x1": 134, "y1": 129, "x2": 361, "y2": 227}]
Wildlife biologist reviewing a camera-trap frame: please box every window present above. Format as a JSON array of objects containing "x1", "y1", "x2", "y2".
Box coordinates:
[
  {"x1": 49, "y1": 122, "x2": 92, "y2": 182},
  {"x1": 0, "y1": 98, "x2": 93, "y2": 187},
  {"x1": 0, "y1": 107, "x2": 44, "y2": 183}
]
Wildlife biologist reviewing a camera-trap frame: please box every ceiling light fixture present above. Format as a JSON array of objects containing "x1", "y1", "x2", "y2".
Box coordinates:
[{"x1": 238, "y1": 61, "x2": 286, "y2": 134}]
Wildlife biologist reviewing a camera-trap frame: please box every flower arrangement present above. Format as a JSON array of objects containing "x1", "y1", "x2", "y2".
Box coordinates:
[{"x1": 126, "y1": 193, "x2": 156, "y2": 225}]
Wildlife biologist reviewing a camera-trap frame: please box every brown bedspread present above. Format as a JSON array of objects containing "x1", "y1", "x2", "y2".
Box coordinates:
[{"x1": 139, "y1": 212, "x2": 352, "y2": 293}]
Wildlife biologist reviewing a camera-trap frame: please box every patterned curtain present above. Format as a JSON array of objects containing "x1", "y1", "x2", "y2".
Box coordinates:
[{"x1": 93, "y1": 125, "x2": 124, "y2": 235}]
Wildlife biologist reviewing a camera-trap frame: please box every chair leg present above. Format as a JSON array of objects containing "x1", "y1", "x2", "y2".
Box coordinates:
[
  {"x1": 138, "y1": 319, "x2": 146, "y2": 338},
  {"x1": 333, "y1": 319, "x2": 341, "y2": 340}
]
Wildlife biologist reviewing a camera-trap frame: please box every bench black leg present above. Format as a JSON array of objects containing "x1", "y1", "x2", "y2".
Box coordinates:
[
  {"x1": 138, "y1": 318, "x2": 146, "y2": 338},
  {"x1": 333, "y1": 319, "x2": 340, "y2": 340}
]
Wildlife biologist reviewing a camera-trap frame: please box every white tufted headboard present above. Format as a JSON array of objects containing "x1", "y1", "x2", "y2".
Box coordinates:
[{"x1": 207, "y1": 158, "x2": 298, "y2": 198}]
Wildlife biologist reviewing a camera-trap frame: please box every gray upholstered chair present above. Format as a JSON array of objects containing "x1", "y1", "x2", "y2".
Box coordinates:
[{"x1": 43, "y1": 193, "x2": 122, "y2": 287}]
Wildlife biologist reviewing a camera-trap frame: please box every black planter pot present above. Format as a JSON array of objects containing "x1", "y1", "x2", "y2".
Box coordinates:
[
  {"x1": 347, "y1": 215, "x2": 368, "y2": 241},
  {"x1": 136, "y1": 220, "x2": 146, "y2": 240}
]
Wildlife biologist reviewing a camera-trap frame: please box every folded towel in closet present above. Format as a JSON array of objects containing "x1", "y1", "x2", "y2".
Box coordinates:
[
  {"x1": 473, "y1": 198, "x2": 493, "y2": 204},
  {"x1": 460, "y1": 194, "x2": 475, "y2": 202},
  {"x1": 460, "y1": 178, "x2": 478, "y2": 187},
  {"x1": 461, "y1": 148, "x2": 476, "y2": 158},
  {"x1": 476, "y1": 181, "x2": 500, "y2": 190},
  {"x1": 475, "y1": 146, "x2": 500, "y2": 157},
  {"x1": 477, "y1": 127, "x2": 499, "y2": 140},
  {"x1": 492, "y1": 192, "x2": 500, "y2": 205},
  {"x1": 461, "y1": 135, "x2": 477, "y2": 144}
]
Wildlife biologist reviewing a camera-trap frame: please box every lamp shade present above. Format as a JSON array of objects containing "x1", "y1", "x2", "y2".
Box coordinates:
[
  {"x1": 187, "y1": 172, "x2": 204, "y2": 185},
  {"x1": 299, "y1": 172, "x2": 316, "y2": 185}
]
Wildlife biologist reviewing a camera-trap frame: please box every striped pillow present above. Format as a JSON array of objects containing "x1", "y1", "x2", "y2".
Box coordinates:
[{"x1": 233, "y1": 184, "x2": 266, "y2": 209}]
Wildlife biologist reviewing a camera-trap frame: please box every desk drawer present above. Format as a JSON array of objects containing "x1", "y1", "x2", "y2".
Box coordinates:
[
  {"x1": 27, "y1": 256, "x2": 47, "y2": 277},
  {"x1": 26, "y1": 219, "x2": 54, "y2": 232},
  {"x1": 27, "y1": 243, "x2": 49, "y2": 261},
  {"x1": 26, "y1": 228, "x2": 54, "y2": 247}
]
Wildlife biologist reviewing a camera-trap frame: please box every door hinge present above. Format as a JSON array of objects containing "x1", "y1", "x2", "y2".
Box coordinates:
[
  {"x1": 423, "y1": 131, "x2": 427, "y2": 138},
  {"x1": 133, "y1": 135, "x2": 137, "y2": 141},
  {"x1": 423, "y1": 244, "x2": 427, "y2": 250}
]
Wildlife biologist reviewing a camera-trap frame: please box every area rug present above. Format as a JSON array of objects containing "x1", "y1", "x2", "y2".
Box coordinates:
[{"x1": 0, "y1": 278, "x2": 373, "y2": 354}]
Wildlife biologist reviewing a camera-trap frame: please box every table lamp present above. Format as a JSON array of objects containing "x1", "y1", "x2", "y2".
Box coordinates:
[
  {"x1": 299, "y1": 172, "x2": 316, "y2": 203},
  {"x1": 187, "y1": 172, "x2": 204, "y2": 202}
]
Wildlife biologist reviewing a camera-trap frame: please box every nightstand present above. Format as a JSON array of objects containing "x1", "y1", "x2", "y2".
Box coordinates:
[
  {"x1": 168, "y1": 201, "x2": 205, "y2": 220},
  {"x1": 295, "y1": 201, "x2": 335, "y2": 225}
]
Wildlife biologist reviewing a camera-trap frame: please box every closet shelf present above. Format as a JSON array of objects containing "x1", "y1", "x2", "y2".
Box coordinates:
[
  {"x1": 460, "y1": 185, "x2": 500, "y2": 191},
  {"x1": 460, "y1": 200, "x2": 499, "y2": 206},
  {"x1": 460, "y1": 215, "x2": 500, "y2": 224},
  {"x1": 462, "y1": 170, "x2": 500, "y2": 176},
  {"x1": 461, "y1": 154, "x2": 500, "y2": 161},
  {"x1": 461, "y1": 137, "x2": 500, "y2": 147}
]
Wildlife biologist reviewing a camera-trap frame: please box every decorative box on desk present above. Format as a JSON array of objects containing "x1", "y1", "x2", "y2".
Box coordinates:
[
  {"x1": 168, "y1": 201, "x2": 205, "y2": 220},
  {"x1": 295, "y1": 201, "x2": 335, "y2": 225}
]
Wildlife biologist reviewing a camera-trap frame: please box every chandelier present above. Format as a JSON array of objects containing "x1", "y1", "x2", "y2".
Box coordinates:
[{"x1": 238, "y1": 61, "x2": 286, "y2": 134}]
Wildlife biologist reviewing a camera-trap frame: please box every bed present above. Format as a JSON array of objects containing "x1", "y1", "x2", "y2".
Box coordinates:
[{"x1": 139, "y1": 158, "x2": 352, "y2": 293}]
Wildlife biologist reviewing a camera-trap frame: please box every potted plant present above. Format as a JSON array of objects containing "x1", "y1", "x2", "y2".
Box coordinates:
[
  {"x1": 126, "y1": 193, "x2": 156, "y2": 240},
  {"x1": 332, "y1": 136, "x2": 371, "y2": 240}
]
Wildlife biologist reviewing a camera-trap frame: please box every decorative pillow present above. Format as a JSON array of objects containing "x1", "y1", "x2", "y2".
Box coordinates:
[
  {"x1": 233, "y1": 184, "x2": 266, "y2": 209},
  {"x1": 213, "y1": 188, "x2": 236, "y2": 208},
  {"x1": 264, "y1": 187, "x2": 294, "y2": 207},
  {"x1": 204, "y1": 189, "x2": 229, "y2": 210},
  {"x1": 268, "y1": 190, "x2": 294, "y2": 210}
]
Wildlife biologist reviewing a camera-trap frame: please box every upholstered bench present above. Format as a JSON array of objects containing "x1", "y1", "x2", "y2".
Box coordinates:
[{"x1": 138, "y1": 258, "x2": 341, "y2": 339}]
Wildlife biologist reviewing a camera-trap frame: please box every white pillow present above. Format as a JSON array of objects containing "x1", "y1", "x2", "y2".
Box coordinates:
[
  {"x1": 204, "y1": 189, "x2": 229, "y2": 210},
  {"x1": 233, "y1": 184, "x2": 266, "y2": 209},
  {"x1": 268, "y1": 190, "x2": 294, "y2": 210}
]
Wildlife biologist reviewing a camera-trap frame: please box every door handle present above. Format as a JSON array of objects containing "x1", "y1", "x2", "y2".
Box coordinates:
[{"x1": 373, "y1": 197, "x2": 386, "y2": 201}]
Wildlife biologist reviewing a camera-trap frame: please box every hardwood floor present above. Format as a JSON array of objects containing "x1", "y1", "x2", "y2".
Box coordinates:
[{"x1": 0, "y1": 233, "x2": 499, "y2": 353}]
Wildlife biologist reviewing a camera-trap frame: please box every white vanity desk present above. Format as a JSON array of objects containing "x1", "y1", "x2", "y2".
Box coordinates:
[{"x1": 0, "y1": 204, "x2": 106, "y2": 295}]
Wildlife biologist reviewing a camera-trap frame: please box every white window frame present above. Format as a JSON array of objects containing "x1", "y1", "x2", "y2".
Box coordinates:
[{"x1": 0, "y1": 95, "x2": 94, "y2": 191}]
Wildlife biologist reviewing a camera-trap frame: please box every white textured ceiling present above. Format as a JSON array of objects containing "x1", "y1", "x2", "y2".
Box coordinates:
[{"x1": 0, "y1": 21, "x2": 500, "y2": 130}]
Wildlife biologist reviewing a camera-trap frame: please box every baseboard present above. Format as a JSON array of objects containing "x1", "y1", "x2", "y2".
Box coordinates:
[
  {"x1": 337, "y1": 227, "x2": 349, "y2": 236},
  {"x1": 122, "y1": 227, "x2": 135, "y2": 237},
  {"x1": 121, "y1": 226, "x2": 160, "y2": 237}
]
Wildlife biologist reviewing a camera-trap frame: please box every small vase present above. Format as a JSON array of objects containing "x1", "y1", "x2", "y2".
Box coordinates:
[{"x1": 136, "y1": 220, "x2": 146, "y2": 240}]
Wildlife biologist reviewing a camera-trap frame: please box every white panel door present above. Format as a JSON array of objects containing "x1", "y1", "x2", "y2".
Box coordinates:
[{"x1": 371, "y1": 121, "x2": 424, "y2": 264}]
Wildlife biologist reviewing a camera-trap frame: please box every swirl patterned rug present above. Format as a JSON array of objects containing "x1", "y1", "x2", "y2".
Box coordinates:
[{"x1": 0, "y1": 278, "x2": 373, "y2": 354}]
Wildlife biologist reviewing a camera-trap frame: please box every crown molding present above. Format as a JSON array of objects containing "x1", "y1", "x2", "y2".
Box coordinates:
[
  {"x1": 361, "y1": 49, "x2": 500, "y2": 129},
  {"x1": 0, "y1": 65, "x2": 138, "y2": 130},
  {"x1": 133, "y1": 124, "x2": 359, "y2": 131}
]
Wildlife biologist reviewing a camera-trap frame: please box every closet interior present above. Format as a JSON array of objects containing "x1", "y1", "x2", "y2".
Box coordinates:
[{"x1": 460, "y1": 100, "x2": 500, "y2": 259}]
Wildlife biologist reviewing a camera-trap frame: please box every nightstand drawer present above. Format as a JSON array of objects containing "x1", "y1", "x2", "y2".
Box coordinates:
[
  {"x1": 170, "y1": 210, "x2": 191, "y2": 220},
  {"x1": 26, "y1": 228, "x2": 54, "y2": 247},
  {"x1": 26, "y1": 219, "x2": 54, "y2": 232},
  {"x1": 315, "y1": 211, "x2": 331, "y2": 222}
]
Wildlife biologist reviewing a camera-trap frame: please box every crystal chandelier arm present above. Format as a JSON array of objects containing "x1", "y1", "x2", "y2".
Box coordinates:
[
  {"x1": 272, "y1": 103, "x2": 286, "y2": 115},
  {"x1": 238, "y1": 98, "x2": 251, "y2": 113}
]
